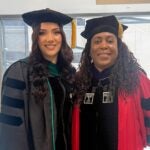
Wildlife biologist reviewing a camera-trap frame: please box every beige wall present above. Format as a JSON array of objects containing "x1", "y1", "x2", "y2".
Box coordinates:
[
  {"x1": 96, "y1": 0, "x2": 150, "y2": 4},
  {"x1": 0, "y1": 0, "x2": 150, "y2": 15}
]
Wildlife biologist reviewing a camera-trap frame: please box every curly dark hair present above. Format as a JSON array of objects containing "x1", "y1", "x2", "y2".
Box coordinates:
[
  {"x1": 28, "y1": 23, "x2": 75, "y2": 101},
  {"x1": 75, "y1": 38, "x2": 145, "y2": 100}
]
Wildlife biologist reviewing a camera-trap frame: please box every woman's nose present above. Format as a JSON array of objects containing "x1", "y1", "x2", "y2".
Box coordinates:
[
  {"x1": 100, "y1": 41, "x2": 108, "y2": 49},
  {"x1": 46, "y1": 32, "x2": 54, "y2": 42}
]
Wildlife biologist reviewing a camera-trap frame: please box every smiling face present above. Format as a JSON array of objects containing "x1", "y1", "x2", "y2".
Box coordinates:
[
  {"x1": 90, "y1": 32, "x2": 118, "y2": 71},
  {"x1": 38, "y1": 22, "x2": 62, "y2": 63}
]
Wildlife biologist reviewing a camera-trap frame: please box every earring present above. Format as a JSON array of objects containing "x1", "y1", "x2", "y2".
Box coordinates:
[{"x1": 91, "y1": 59, "x2": 93, "y2": 63}]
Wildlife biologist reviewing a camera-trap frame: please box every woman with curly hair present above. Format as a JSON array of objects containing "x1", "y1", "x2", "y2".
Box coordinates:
[
  {"x1": 0, "y1": 8, "x2": 75, "y2": 150},
  {"x1": 72, "y1": 15, "x2": 150, "y2": 150}
]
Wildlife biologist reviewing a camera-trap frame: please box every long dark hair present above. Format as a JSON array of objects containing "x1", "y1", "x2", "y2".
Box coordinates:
[
  {"x1": 75, "y1": 38, "x2": 145, "y2": 99},
  {"x1": 29, "y1": 23, "x2": 75, "y2": 101}
]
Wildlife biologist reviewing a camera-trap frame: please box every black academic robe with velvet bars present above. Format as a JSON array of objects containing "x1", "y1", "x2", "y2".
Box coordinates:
[{"x1": 0, "y1": 57, "x2": 74, "y2": 150}]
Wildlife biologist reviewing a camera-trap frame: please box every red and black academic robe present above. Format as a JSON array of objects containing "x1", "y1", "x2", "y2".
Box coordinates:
[{"x1": 72, "y1": 72, "x2": 150, "y2": 150}]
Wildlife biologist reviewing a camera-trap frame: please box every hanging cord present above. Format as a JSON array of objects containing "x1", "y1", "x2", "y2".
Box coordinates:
[
  {"x1": 71, "y1": 19, "x2": 76, "y2": 48},
  {"x1": 47, "y1": 79, "x2": 56, "y2": 150}
]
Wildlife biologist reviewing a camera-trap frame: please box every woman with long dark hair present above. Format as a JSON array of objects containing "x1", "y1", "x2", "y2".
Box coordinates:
[
  {"x1": 72, "y1": 15, "x2": 150, "y2": 150},
  {"x1": 0, "y1": 8, "x2": 75, "y2": 150}
]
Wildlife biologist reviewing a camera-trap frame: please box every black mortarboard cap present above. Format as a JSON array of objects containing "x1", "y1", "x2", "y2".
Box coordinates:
[
  {"x1": 22, "y1": 8, "x2": 73, "y2": 27},
  {"x1": 81, "y1": 15, "x2": 128, "y2": 39}
]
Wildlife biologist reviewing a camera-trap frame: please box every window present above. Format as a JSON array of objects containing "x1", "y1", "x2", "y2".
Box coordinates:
[
  {"x1": 0, "y1": 16, "x2": 29, "y2": 98},
  {"x1": 0, "y1": 14, "x2": 150, "y2": 90},
  {"x1": 0, "y1": 17, "x2": 29, "y2": 73}
]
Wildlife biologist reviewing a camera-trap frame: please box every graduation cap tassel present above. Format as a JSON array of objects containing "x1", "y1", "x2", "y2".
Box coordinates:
[
  {"x1": 118, "y1": 21, "x2": 123, "y2": 39},
  {"x1": 71, "y1": 19, "x2": 76, "y2": 49}
]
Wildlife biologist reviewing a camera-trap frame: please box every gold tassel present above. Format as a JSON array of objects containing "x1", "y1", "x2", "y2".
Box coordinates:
[
  {"x1": 71, "y1": 19, "x2": 76, "y2": 48},
  {"x1": 118, "y1": 21, "x2": 123, "y2": 39}
]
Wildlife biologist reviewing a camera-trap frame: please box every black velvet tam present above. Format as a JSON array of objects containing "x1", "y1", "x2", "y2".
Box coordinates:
[
  {"x1": 81, "y1": 15, "x2": 128, "y2": 39},
  {"x1": 22, "y1": 8, "x2": 73, "y2": 27}
]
